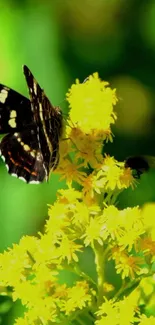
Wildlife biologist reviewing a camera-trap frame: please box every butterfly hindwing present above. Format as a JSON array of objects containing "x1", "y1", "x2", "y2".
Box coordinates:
[
  {"x1": 0, "y1": 128, "x2": 47, "y2": 183},
  {"x1": 0, "y1": 84, "x2": 33, "y2": 133}
]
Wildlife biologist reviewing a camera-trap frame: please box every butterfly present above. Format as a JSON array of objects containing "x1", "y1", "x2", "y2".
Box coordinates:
[{"x1": 0, "y1": 65, "x2": 63, "y2": 183}]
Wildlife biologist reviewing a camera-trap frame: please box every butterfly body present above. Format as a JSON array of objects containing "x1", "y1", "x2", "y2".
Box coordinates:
[{"x1": 0, "y1": 66, "x2": 63, "y2": 183}]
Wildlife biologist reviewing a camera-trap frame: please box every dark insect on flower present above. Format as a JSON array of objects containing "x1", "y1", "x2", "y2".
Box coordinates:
[
  {"x1": 0, "y1": 65, "x2": 63, "y2": 183},
  {"x1": 125, "y1": 155, "x2": 155, "y2": 179}
]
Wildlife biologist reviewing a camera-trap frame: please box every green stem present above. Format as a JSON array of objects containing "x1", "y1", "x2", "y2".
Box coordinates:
[
  {"x1": 93, "y1": 242, "x2": 107, "y2": 306},
  {"x1": 64, "y1": 263, "x2": 97, "y2": 287},
  {"x1": 76, "y1": 309, "x2": 95, "y2": 325},
  {"x1": 76, "y1": 317, "x2": 87, "y2": 325},
  {"x1": 114, "y1": 271, "x2": 154, "y2": 301},
  {"x1": 74, "y1": 264, "x2": 97, "y2": 287},
  {"x1": 86, "y1": 310, "x2": 96, "y2": 322}
]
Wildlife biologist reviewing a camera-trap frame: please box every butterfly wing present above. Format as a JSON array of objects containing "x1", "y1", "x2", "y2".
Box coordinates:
[
  {"x1": 0, "y1": 84, "x2": 33, "y2": 133},
  {"x1": 23, "y1": 65, "x2": 63, "y2": 177},
  {"x1": 0, "y1": 65, "x2": 62, "y2": 183},
  {"x1": 0, "y1": 127, "x2": 47, "y2": 183}
]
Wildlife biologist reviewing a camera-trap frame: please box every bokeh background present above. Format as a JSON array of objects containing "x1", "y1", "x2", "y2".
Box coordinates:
[{"x1": 1, "y1": 0, "x2": 155, "y2": 323}]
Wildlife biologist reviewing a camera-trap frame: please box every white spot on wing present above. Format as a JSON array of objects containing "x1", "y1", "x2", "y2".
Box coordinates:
[
  {"x1": 0, "y1": 89, "x2": 8, "y2": 103},
  {"x1": 29, "y1": 180, "x2": 41, "y2": 184},
  {"x1": 36, "y1": 124, "x2": 48, "y2": 180},
  {"x1": 8, "y1": 110, "x2": 17, "y2": 128},
  {"x1": 8, "y1": 118, "x2": 16, "y2": 128},
  {"x1": 5, "y1": 164, "x2": 9, "y2": 171},
  {"x1": 0, "y1": 154, "x2": 6, "y2": 162},
  {"x1": 33, "y1": 82, "x2": 37, "y2": 95},
  {"x1": 0, "y1": 151, "x2": 7, "y2": 165},
  {"x1": 10, "y1": 110, "x2": 17, "y2": 118},
  {"x1": 19, "y1": 176, "x2": 27, "y2": 183},
  {"x1": 24, "y1": 144, "x2": 30, "y2": 151},
  {"x1": 30, "y1": 150, "x2": 36, "y2": 158},
  {"x1": 11, "y1": 173, "x2": 18, "y2": 178}
]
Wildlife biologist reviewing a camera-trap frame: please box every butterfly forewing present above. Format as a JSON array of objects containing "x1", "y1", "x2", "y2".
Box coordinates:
[
  {"x1": 0, "y1": 65, "x2": 63, "y2": 183},
  {"x1": 23, "y1": 65, "x2": 63, "y2": 177},
  {"x1": 0, "y1": 84, "x2": 33, "y2": 133}
]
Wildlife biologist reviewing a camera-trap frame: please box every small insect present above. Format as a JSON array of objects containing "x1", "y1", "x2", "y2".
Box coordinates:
[
  {"x1": 0, "y1": 65, "x2": 63, "y2": 183},
  {"x1": 125, "y1": 155, "x2": 155, "y2": 179}
]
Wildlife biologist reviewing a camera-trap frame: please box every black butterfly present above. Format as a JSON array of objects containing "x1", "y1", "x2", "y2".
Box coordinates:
[
  {"x1": 125, "y1": 155, "x2": 155, "y2": 179},
  {"x1": 0, "y1": 65, "x2": 63, "y2": 183}
]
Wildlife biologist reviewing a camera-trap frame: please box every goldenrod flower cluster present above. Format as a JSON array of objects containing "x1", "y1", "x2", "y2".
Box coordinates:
[{"x1": 0, "y1": 73, "x2": 155, "y2": 324}]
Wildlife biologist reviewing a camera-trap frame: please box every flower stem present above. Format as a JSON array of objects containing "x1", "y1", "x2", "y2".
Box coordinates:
[
  {"x1": 76, "y1": 316, "x2": 88, "y2": 325},
  {"x1": 93, "y1": 241, "x2": 106, "y2": 306}
]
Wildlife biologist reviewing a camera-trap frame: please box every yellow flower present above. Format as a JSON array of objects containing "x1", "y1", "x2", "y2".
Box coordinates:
[
  {"x1": 19, "y1": 236, "x2": 39, "y2": 254},
  {"x1": 74, "y1": 133, "x2": 103, "y2": 168},
  {"x1": 103, "y1": 282, "x2": 114, "y2": 293},
  {"x1": 72, "y1": 201, "x2": 90, "y2": 228},
  {"x1": 116, "y1": 208, "x2": 145, "y2": 252},
  {"x1": 139, "y1": 277, "x2": 155, "y2": 297},
  {"x1": 118, "y1": 292, "x2": 139, "y2": 325},
  {"x1": 66, "y1": 126, "x2": 104, "y2": 168},
  {"x1": 83, "y1": 216, "x2": 103, "y2": 246},
  {"x1": 95, "y1": 298, "x2": 119, "y2": 325},
  {"x1": 139, "y1": 315, "x2": 155, "y2": 325},
  {"x1": 46, "y1": 202, "x2": 70, "y2": 237},
  {"x1": 57, "y1": 158, "x2": 86, "y2": 185},
  {"x1": 59, "y1": 138, "x2": 71, "y2": 159},
  {"x1": 82, "y1": 173, "x2": 97, "y2": 205},
  {"x1": 25, "y1": 297, "x2": 57, "y2": 323},
  {"x1": 15, "y1": 318, "x2": 29, "y2": 325},
  {"x1": 101, "y1": 156, "x2": 126, "y2": 190},
  {"x1": 66, "y1": 73, "x2": 117, "y2": 136},
  {"x1": 0, "y1": 238, "x2": 37, "y2": 288},
  {"x1": 1, "y1": 73, "x2": 154, "y2": 325},
  {"x1": 100, "y1": 205, "x2": 122, "y2": 241},
  {"x1": 100, "y1": 205, "x2": 144, "y2": 251},
  {"x1": 96, "y1": 294, "x2": 138, "y2": 325},
  {"x1": 52, "y1": 283, "x2": 68, "y2": 299},
  {"x1": 58, "y1": 236, "x2": 83, "y2": 263},
  {"x1": 114, "y1": 250, "x2": 144, "y2": 279},
  {"x1": 142, "y1": 203, "x2": 155, "y2": 237},
  {"x1": 120, "y1": 166, "x2": 136, "y2": 189},
  {"x1": 91, "y1": 155, "x2": 133, "y2": 193},
  {"x1": 82, "y1": 167, "x2": 112, "y2": 205},
  {"x1": 140, "y1": 237, "x2": 155, "y2": 257},
  {"x1": 57, "y1": 188, "x2": 82, "y2": 204},
  {"x1": 61, "y1": 281, "x2": 92, "y2": 315}
]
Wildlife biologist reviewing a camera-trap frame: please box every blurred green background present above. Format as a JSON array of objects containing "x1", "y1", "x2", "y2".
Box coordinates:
[{"x1": 1, "y1": 0, "x2": 155, "y2": 323}]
